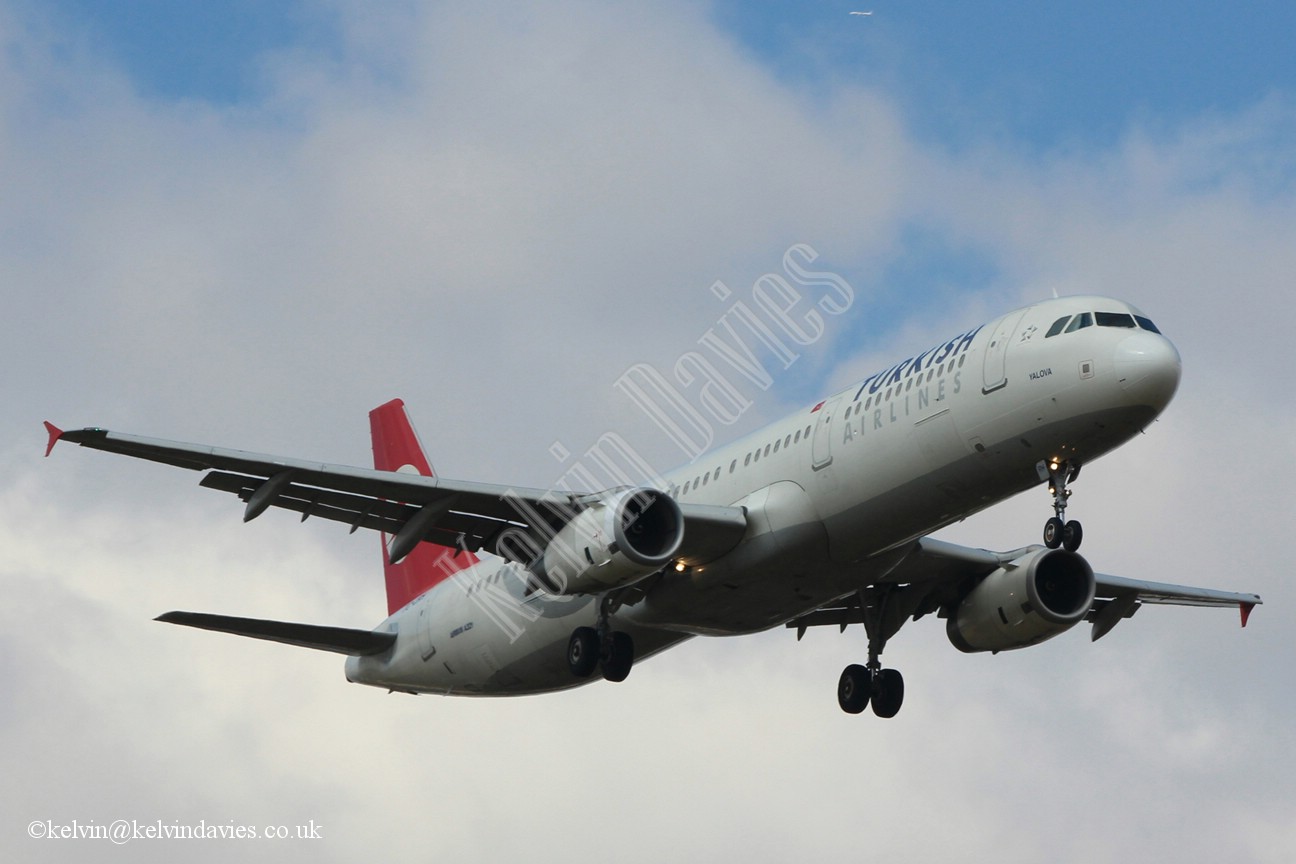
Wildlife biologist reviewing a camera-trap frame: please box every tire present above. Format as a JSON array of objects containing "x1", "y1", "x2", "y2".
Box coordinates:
[
  {"x1": 871, "y1": 668, "x2": 905, "y2": 719},
  {"x1": 1062, "y1": 520, "x2": 1083, "y2": 552},
  {"x1": 838, "y1": 664, "x2": 871, "y2": 714},
  {"x1": 601, "y1": 631, "x2": 635, "y2": 683},
  {"x1": 1043, "y1": 517, "x2": 1065, "y2": 549},
  {"x1": 567, "y1": 627, "x2": 599, "y2": 678}
]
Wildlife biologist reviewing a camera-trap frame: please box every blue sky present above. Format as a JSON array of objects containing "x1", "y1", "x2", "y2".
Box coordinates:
[
  {"x1": 41, "y1": 0, "x2": 312, "y2": 103},
  {"x1": 4, "y1": 4, "x2": 1294, "y2": 864},
  {"x1": 51, "y1": 0, "x2": 1296, "y2": 148},
  {"x1": 716, "y1": 1, "x2": 1296, "y2": 150}
]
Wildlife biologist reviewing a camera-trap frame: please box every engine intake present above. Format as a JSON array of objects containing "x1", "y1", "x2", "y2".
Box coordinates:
[
  {"x1": 947, "y1": 548, "x2": 1096, "y2": 653},
  {"x1": 536, "y1": 487, "x2": 684, "y2": 595}
]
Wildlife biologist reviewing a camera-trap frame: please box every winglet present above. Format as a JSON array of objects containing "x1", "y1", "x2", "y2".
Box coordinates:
[
  {"x1": 43, "y1": 421, "x2": 63, "y2": 457},
  {"x1": 1240, "y1": 602, "x2": 1256, "y2": 628}
]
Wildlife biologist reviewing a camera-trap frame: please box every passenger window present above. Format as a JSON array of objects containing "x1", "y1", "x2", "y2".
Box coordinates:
[
  {"x1": 1045, "y1": 316, "x2": 1071, "y2": 337},
  {"x1": 773, "y1": 439, "x2": 781, "y2": 453},
  {"x1": 1065, "y1": 313, "x2": 1093, "y2": 333},
  {"x1": 744, "y1": 453, "x2": 751, "y2": 466},
  {"x1": 1134, "y1": 316, "x2": 1161, "y2": 334},
  {"x1": 784, "y1": 434, "x2": 792, "y2": 447},
  {"x1": 729, "y1": 459, "x2": 737, "y2": 473},
  {"x1": 1096, "y1": 311, "x2": 1136, "y2": 328}
]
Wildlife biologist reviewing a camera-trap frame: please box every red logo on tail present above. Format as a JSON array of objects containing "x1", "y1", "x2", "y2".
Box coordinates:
[{"x1": 370, "y1": 399, "x2": 478, "y2": 614}]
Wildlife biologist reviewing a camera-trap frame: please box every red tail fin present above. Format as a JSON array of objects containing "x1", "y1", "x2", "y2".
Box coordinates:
[{"x1": 370, "y1": 399, "x2": 478, "y2": 615}]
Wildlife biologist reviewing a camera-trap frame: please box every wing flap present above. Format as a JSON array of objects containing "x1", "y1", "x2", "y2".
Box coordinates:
[
  {"x1": 156, "y1": 611, "x2": 396, "y2": 656},
  {"x1": 198, "y1": 471, "x2": 517, "y2": 552}
]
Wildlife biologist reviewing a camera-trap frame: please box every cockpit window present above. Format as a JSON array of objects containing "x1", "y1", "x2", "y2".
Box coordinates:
[
  {"x1": 1064, "y1": 312, "x2": 1093, "y2": 333},
  {"x1": 1095, "y1": 311, "x2": 1137, "y2": 328},
  {"x1": 1049, "y1": 310, "x2": 1160, "y2": 337},
  {"x1": 1134, "y1": 316, "x2": 1161, "y2": 334}
]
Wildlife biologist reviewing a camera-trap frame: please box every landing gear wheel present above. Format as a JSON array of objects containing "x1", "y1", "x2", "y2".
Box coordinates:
[
  {"x1": 1062, "y1": 520, "x2": 1083, "y2": 552},
  {"x1": 600, "y1": 631, "x2": 635, "y2": 683},
  {"x1": 1041, "y1": 458, "x2": 1083, "y2": 550},
  {"x1": 567, "y1": 627, "x2": 599, "y2": 678},
  {"x1": 870, "y1": 668, "x2": 905, "y2": 718},
  {"x1": 838, "y1": 664, "x2": 871, "y2": 714}
]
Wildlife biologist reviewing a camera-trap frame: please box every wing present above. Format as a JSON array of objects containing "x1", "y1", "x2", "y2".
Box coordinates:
[
  {"x1": 786, "y1": 536, "x2": 1262, "y2": 642},
  {"x1": 44, "y1": 423, "x2": 747, "y2": 572},
  {"x1": 1085, "y1": 572, "x2": 1261, "y2": 638}
]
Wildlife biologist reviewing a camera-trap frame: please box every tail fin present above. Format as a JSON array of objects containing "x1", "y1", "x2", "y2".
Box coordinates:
[{"x1": 370, "y1": 399, "x2": 478, "y2": 615}]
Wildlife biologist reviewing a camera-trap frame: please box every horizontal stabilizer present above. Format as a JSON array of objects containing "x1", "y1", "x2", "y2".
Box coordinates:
[{"x1": 155, "y1": 611, "x2": 396, "y2": 656}]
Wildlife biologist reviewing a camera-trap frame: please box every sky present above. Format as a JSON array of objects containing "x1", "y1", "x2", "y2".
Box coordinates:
[{"x1": 3, "y1": 1, "x2": 1294, "y2": 861}]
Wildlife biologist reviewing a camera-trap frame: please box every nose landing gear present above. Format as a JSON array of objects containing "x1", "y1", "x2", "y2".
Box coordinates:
[{"x1": 1040, "y1": 459, "x2": 1083, "y2": 552}]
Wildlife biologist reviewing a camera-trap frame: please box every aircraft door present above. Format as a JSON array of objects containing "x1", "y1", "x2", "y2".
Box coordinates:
[
  {"x1": 981, "y1": 310, "x2": 1028, "y2": 393},
  {"x1": 811, "y1": 397, "x2": 841, "y2": 470}
]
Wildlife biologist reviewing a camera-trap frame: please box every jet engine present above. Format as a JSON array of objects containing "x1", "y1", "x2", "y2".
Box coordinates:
[
  {"x1": 947, "y1": 548, "x2": 1095, "y2": 653},
  {"x1": 535, "y1": 487, "x2": 684, "y2": 595}
]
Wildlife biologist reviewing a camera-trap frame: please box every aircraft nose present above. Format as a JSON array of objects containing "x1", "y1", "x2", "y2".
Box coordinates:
[{"x1": 1114, "y1": 331, "x2": 1181, "y2": 409}]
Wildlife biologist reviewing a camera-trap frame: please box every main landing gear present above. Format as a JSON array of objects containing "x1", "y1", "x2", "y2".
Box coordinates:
[
  {"x1": 838, "y1": 587, "x2": 906, "y2": 718},
  {"x1": 838, "y1": 664, "x2": 904, "y2": 718},
  {"x1": 567, "y1": 595, "x2": 635, "y2": 683},
  {"x1": 1040, "y1": 458, "x2": 1083, "y2": 552}
]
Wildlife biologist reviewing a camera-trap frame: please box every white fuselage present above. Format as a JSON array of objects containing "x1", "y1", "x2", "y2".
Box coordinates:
[{"x1": 346, "y1": 295, "x2": 1181, "y2": 695}]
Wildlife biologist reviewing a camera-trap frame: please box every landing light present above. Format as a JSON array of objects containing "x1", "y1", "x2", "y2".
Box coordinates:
[{"x1": 674, "y1": 562, "x2": 687, "y2": 573}]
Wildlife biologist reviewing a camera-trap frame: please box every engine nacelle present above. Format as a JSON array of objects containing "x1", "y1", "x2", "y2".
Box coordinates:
[
  {"x1": 536, "y1": 487, "x2": 684, "y2": 595},
  {"x1": 947, "y1": 548, "x2": 1096, "y2": 653}
]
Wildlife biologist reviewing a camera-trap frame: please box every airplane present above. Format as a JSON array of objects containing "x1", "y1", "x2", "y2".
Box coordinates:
[{"x1": 44, "y1": 294, "x2": 1262, "y2": 718}]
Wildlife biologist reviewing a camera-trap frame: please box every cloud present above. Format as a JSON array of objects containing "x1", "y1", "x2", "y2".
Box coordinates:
[{"x1": 2, "y1": 3, "x2": 1291, "y2": 863}]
